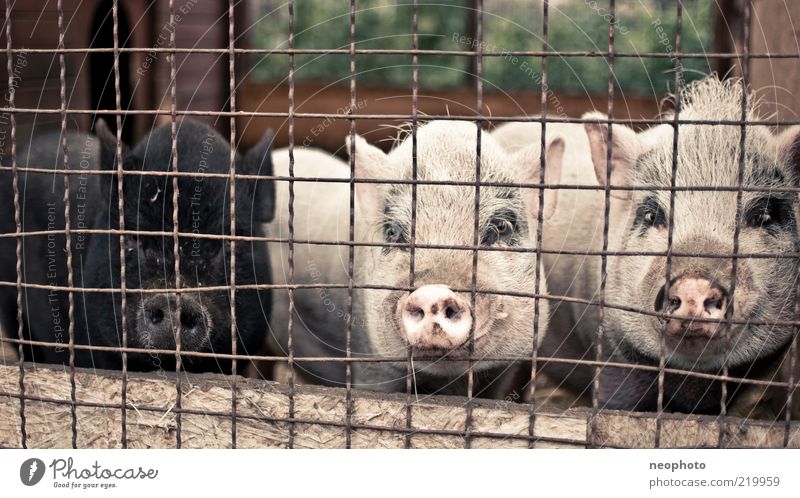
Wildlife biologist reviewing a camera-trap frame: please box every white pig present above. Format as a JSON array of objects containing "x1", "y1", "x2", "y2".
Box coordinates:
[
  {"x1": 495, "y1": 76, "x2": 800, "y2": 415},
  {"x1": 349, "y1": 121, "x2": 564, "y2": 396},
  {"x1": 265, "y1": 121, "x2": 565, "y2": 398}
]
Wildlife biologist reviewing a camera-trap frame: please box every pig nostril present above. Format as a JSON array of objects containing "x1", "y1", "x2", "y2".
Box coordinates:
[
  {"x1": 407, "y1": 306, "x2": 424, "y2": 321},
  {"x1": 444, "y1": 305, "x2": 459, "y2": 320},
  {"x1": 704, "y1": 297, "x2": 723, "y2": 311},
  {"x1": 149, "y1": 308, "x2": 164, "y2": 325},
  {"x1": 669, "y1": 297, "x2": 681, "y2": 312},
  {"x1": 654, "y1": 287, "x2": 666, "y2": 311},
  {"x1": 181, "y1": 311, "x2": 197, "y2": 330}
]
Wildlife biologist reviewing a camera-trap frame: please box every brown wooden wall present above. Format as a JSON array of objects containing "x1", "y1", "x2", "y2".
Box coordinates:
[
  {"x1": 750, "y1": 0, "x2": 800, "y2": 122},
  {"x1": 0, "y1": 0, "x2": 241, "y2": 153},
  {"x1": 237, "y1": 81, "x2": 665, "y2": 155},
  {"x1": 147, "y1": 0, "x2": 235, "y2": 133},
  {"x1": 8, "y1": 1, "x2": 786, "y2": 159}
]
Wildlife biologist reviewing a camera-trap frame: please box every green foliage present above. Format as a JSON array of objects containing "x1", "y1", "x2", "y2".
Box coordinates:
[
  {"x1": 248, "y1": 0, "x2": 714, "y2": 96},
  {"x1": 537, "y1": 0, "x2": 714, "y2": 95}
]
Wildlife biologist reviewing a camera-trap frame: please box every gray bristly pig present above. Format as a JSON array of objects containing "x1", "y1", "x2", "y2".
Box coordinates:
[
  {"x1": 498, "y1": 76, "x2": 800, "y2": 415},
  {"x1": 492, "y1": 118, "x2": 623, "y2": 408},
  {"x1": 493, "y1": 118, "x2": 675, "y2": 409},
  {"x1": 594, "y1": 77, "x2": 800, "y2": 415},
  {"x1": 349, "y1": 121, "x2": 564, "y2": 397},
  {"x1": 263, "y1": 146, "x2": 354, "y2": 387}
]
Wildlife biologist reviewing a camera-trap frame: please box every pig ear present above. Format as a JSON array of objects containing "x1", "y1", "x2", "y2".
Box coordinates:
[
  {"x1": 94, "y1": 118, "x2": 130, "y2": 168},
  {"x1": 540, "y1": 137, "x2": 565, "y2": 219},
  {"x1": 777, "y1": 126, "x2": 800, "y2": 179},
  {"x1": 583, "y1": 111, "x2": 639, "y2": 200},
  {"x1": 239, "y1": 129, "x2": 276, "y2": 223},
  {"x1": 346, "y1": 134, "x2": 389, "y2": 213},
  {"x1": 94, "y1": 118, "x2": 131, "y2": 194},
  {"x1": 778, "y1": 127, "x2": 800, "y2": 228},
  {"x1": 513, "y1": 136, "x2": 564, "y2": 220}
]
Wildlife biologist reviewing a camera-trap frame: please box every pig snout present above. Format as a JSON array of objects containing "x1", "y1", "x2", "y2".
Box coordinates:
[
  {"x1": 140, "y1": 294, "x2": 209, "y2": 349},
  {"x1": 397, "y1": 285, "x2": 473, "y2": 350},
  {"x1": 655, "y1": 274, "x2": 729, "y2": 337}
]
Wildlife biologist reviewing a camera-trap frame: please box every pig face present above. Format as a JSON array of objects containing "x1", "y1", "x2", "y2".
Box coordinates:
[
  {"x1": 83, "y1": 120, "x2": 275, "y2": 372},
  {"x1": 349, "y1": 121, "x2": 563, "y2": 378},
  {"x1": 585, "y1": 77, "x2": 800, "y2": 372}
]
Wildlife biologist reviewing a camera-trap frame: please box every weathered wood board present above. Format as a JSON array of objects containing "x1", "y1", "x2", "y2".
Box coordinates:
[{"x1": 0, "y1": 363, "x2": 797, "y2": 449}]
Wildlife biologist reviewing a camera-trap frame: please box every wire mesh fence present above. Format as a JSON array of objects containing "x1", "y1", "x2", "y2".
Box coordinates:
[{"x1": 0, "y1": 0, "x2": 799, "y2": 449}]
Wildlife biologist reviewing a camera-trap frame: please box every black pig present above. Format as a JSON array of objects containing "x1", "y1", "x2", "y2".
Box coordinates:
[{"x1": 0, "y1": 119, "x2": 275, "y2": 374}]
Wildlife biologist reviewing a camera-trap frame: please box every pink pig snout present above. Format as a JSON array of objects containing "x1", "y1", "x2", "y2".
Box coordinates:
[
  {"x1": 657, "y1": 274, "x2": 729, "y2": 338},
  {"x1": 397, "y1": 285, "x2": 473, "y2": 350}
]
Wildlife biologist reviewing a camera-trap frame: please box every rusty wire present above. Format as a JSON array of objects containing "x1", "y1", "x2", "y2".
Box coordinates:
[
  {"x1": 0, "y1": 0, "x2": 798, "y2": 449},
  {"x1": 589, "y1": 0, "x2": 615, "y2": 448},
  {"x1": 345, "y1": 0, "x2": 357, "y2": 450},
  {"x1": 2, "y1": 108, "x2": 800, "y2": 126},
  {"x1": 4, "y1": 0, "x2": 26, "y2": 450},
  {"x1": 720, "y1": 0, "x2": 753, "y2": 449},
  {"x1": 286, "y1": 0, "x2": 298, "y2": 450},
  {"x1": 112, "y1": 0, "x2": 131, "y2": 450},
  {"x1": 56, "y1": 0, "x2": 78, "y2": 450},
  {"x1": 1, "y1": 278, "x2": 800, "y2": 328},
  {"x1": 167, "y1": 0, "x2": 184, "y2": 449},
  {"x1": 656, "y1": 0, "x2": 683, "y2": 449},
  {"x1": 404, "y1": 0, "x2": 420, "y2": 450},
  {"x1": 2, "y1": 46, "x2": 800, "y2": 59},
  {"x1": 528, "y1": 0, "x2": 550, "y2": 449},
  {"x1": 228, "y1": 0, "x2": 239, "y2": 449}
]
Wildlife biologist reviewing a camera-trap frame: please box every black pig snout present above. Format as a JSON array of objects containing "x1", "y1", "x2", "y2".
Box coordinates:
[{"x1": 139, "y1": 294, "x2": 210, "y2": 351}]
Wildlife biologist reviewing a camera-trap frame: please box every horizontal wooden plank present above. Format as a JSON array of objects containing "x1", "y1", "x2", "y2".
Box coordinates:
[{"x1": 0, "y1": 362, "x2": 796, "y2": 449}]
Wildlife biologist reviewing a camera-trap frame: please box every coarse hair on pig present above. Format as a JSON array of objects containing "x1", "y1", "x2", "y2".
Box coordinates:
[
  {"x1": 585, "y1": 75, "x2": 800, "y2": 374},
  {"x1": 348, "y1": 120, "x2": 564, "y2": 388}
]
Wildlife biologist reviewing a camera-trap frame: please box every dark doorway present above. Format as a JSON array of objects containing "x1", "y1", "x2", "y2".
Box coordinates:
[{"x1": 90, "y1": 0, "x2": 132, "y2": 144}]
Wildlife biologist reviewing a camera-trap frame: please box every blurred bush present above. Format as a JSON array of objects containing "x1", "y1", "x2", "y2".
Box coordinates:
[{"x1": 246, "y1": 0, "x2": 713, "y2": 96}]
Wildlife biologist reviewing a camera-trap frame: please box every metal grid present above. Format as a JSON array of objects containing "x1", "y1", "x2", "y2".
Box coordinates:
[{"x1": 0, "y1": 0, "x2": 797, "y2": 449}]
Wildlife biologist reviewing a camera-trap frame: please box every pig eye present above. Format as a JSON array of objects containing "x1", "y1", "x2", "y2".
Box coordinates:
[
  {"x1": 636, "y1": 197, "x2": 666, "y2": 230},
  {"x1": 383, "y1": 221, "x2": 406, "y2": 247},
  {"x1": 145, "y1": 249, "x2": 162, "y2": 265},
  {"x1": 754, "y1": 212, "x2": 771, "y2": 225},
  {"x1": 124, "y1": 236, "x2": 142, "y2": 254},
  {"x1": 483, "y1": 213, "x2": 518, "y2": 246},
  {"x1": 745, "y1": 197, "x2": 790, "y2": 231}
]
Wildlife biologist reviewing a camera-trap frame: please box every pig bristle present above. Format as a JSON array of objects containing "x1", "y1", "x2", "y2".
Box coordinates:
[
  {"x1": 607, "y1": 75, "x2": 800, "y2": 376},
  {"x1": 633, "y1": 76, "x2": 796, "y2": 193},
  {"x1": 350, "y1": 120, "x2": 552, "y2": 382},
  {"x1": 490, "y1": 74, "x2": 800, "y2": 412}
]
